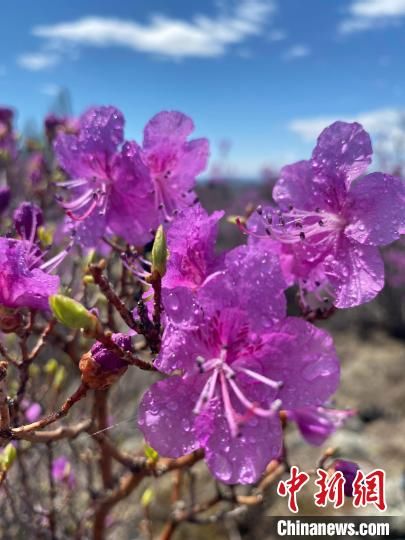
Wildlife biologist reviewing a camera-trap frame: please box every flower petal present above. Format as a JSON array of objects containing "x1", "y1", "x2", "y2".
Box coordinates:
[
  {"x1": 273, "y1": 160, "x2": 328, "y2": 211},
  {"x1": 312, "y1": 121, "x2": 372, "y2": 189},
  {"x1": 199, "y1": 244, "x2": 287, "y2": 329},
  {"x1": 195, "y1": 398, "x2": 282, "y2": 484},
  {"x1": 164, "y1": 205, "x2": 223, "y2": 289},
  {"x1": 287, "y1": 406, "x2": 354, "y2": 446},
  {"x1": 324, "y1": 236, "x2": 384, "y2": 308},
  {"x1": 143, "y1": 111, "x2": 194, "y2": 149},
  {"x1": 54, "y1": 106, "x2": 124, "y2": 179},
  {"x1": 137, "y1": 376, "x2": 200, "y2": 458},
  {"x1": 263, "y1": 318, "x2": 340, "y2": 410},
  {"x1": 108, "y1": 141, "x2": 157, "y2": 245},
  {"x1": 345, "y1": 173, "x2": 405, "y2": 246}
]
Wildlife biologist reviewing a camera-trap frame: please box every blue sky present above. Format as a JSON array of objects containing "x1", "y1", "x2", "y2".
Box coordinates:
[{"x1": 1, "y1": 0, "x2": 404, "y2": 177}]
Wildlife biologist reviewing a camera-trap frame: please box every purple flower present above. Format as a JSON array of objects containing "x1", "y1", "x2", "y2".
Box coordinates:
[
  {"x1": 332, "y1": 459, "x2": 359, "y2": 496},
  {"x1": 138, "y1": 246, "x2": 340, "y2": 484},
  {"x1": 141, "y1": 111, "x2": 209, "y2": 221},
  {"x1": 54, "y1": 106, "x2": 156, "y2": 247},
  {"x1": 22, "y1": 401, "x2": 42, "y2": 423},
  {"x1": 0, "y1": 235, "x2": 60, "y2": 311},
  {"x1": 287, "y1": 406, "x2": 355, "y2": 446},
  {"x1": 164, "y1": 204, "x2": 224, "y2": 290},
  {"x1": 51, "y1": 456, "x2": 75, "y2": 489},
  {"x1": 251, "y1": 122, "x2": 405, "y2": 308}
]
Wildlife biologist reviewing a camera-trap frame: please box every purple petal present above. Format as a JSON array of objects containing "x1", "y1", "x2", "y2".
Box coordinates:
[
  {"x1": 91, "y1": 333, "x2": 131, "y2": 372},
  {"x1": 287, "y1": 406, "x2": 354, "y2": 446},
  {"x1": 0, "y1": 239, "x2": 60, "y2": 310},
  {"x1": 154, "y1": 310, "x2": 215, "y2": 375},
  {"x1": 108, "y1": 141, "x2": 157, "y2": 245},
  {"x1": 195, "y1": 398, "x2": 282, "y2": 484},
  {"x1": 200, "y1": 244, "x2": 287, "y2": 329},
  {"x1": 273, "y1": 160, "x2": 330, "y2": 211},
  {"x1": 137, "y1": 376, "x2": 200, "y2": 458},
  {"x1": 312, "y1": 121, "x2": 372, "y2": 189},
  {"x1": 143, "y1": 111, "x2": 194, "y2": 149},
  {"x1": 247, "y1": 209, "x2": 298, "y2": 287},
  {"x1": 54, "y1": 106, "x2": 124, "y2": 179},
  {"x1": 78, "y1": 106, "x2": 124, "y2": 154},
  {"x1": 172, "y1": 138, "x2": 209, "y2": 191},
  {"x1": 263, "y1": 318, "x2": 340, "y2": 410},
  {"x1": 24, "y1": 402, "x2": 42, "y2": 423},
  {"x1": 345, "y1": 173, "x2": 405, "y2": 246},
  {"x1": 71, "y1": 211, "x2": 107, "y2": 249},
  {"x1": 164, "y1": 205, "x2": 224, "y2": 290},
  {"x1": 324, "y1": 236, "x2": 384, "y2": 308}
]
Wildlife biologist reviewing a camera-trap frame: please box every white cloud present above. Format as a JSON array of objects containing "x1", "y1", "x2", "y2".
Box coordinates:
[
  {"x1": 31, "y1": 0, "x2": 274, "y2": 60},
  {"x1": 17, "y1": 52, "x2": 60, "y2": 71},
  {"x1": 283, "y1": 44, "x2": 310, "y2": 60},
  {"x1": 340, "y1": 0, "x2": 405, "y2": 33},
  {"x1": 288, "y1": 108, "x2": 405, "y2": 142},
  {"x1": 268, "y1": 29, "x2": 286, "y2": 41}
]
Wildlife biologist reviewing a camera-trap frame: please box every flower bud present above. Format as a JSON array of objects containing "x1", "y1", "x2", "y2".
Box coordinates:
[
  {"x1": 0, "y1": 443, "x2": 17, "y2": 472},
  {"x1": 13, "y1": 202, "x2": 43, "y2": 240},
  {"x1": 51, "y1": 456, "x2": 75, "y2": 489},
  {"x1": 53, "y1": 366, "x2": 66, "y2": 390},
  {"x1": 49, "y1": 295, "x2": 99, "y2": 333},
  {"x1": 0, "y1": 186, "x2": 10, "y2": 214},
  {"x1": 44, "y1": 358, "x2": 58, "y2": 374},
  {"x1": 331, "y1": 459, "x2": 359, "y2": 497},
  {"x1": 79, "y1": 333, "x2": 131, "y2": 389},
  {"x1": 144, "y1": 444, "x2": 159, "y2": 463},
  {"x1": 141, "y1": 487, "x2": 154, "y2": 507},
  {"x1": 37, "y1": 226, "x2": 53, "y2": 248},
  {"x1": 23, "y1": 401, "x2": 42, "y2": 423},
  {"x1": 151, "y1": 225, "x2": 169, "y2": 277}
]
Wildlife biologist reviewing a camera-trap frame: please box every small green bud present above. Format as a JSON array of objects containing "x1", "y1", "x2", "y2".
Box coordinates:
[
  {"x1": 0, "y1": 444, "x2": 17, "y2": 472},
  {"x1": 44, "y1": 358, "x2": 58, "y2": 374},
  {"x1": 141, "y1": 487, "x2": 154, "y2": 508},
  {"x1": 144, "y1": 444, "x2": 159, "y2": 463},
  {"x1": 53, "y1": 366, "x2": 66, "y2": 390},
  {"x1": 28, "y1": 364, "x2": 40, "y2": 377},
  {"x1": 49, "y1": 295, "x2": 98, "y2": 333},
  {"x1": 37, "y1": 226, "x2": 53, "y2": 248},
  {"x1": 151, "y1": 225, "x2": 169, "y2": 277},
  {"x1": 83, "y1": 275, "x2": 94, "y2": 285}
]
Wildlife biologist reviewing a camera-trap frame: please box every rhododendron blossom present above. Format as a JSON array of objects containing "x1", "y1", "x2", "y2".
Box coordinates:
[
  {"x1": 140, "y1": 111, "x2": 209, "y2": 222},
  {"x1": 0, "y1": 236, "x2": 60, "y2": 311},
  {"x1": 138, "y1": 246, "x2": 340, "y2": 484},
  {"x1": 249, "y1": 122, "x2": 405, "y2": 308},
  {"x1": 54, "y1": 106, "x2": 156, "y2": 247}
]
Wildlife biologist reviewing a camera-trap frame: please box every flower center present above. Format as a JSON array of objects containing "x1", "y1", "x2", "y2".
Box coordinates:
[
  {"x1": 193, "y1": 350, "x2": 283, "y2": 438},
  {"x1": 56, "y1": 177, "x2": 109, "y2": 222},
  {"x1": 241, "y1": 206, "x2": 346, "y2": 246}
]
